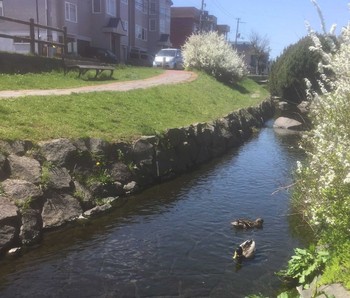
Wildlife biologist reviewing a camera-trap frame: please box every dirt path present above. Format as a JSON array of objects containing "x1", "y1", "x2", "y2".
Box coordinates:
[{"x1": 0, "y1": 70, "x2": 197, "y2": 99}]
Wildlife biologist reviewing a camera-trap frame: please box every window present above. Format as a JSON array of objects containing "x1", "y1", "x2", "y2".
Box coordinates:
[
  {"x1": 136, "y1": 0, "x2": 146, "y2": 13},
  {"x1": 13, "y1": 36, "x2": 30, "y2": 44},
  {"x1": 121, "y1": 20, "x2": 128, "y2": 35},
  {"x1": 136, "y1": 25, "x2": 147, "y2": 41},
  {"x1": 65, "y1": 2, "x2": 77, "y2": 23},
  {"x1": 106, "y1": 0, "x2": 116, "y2": 16},
  {"x1": 149, "y1": 19, "x2": 156, "y2": 31},
  {"x1": 92, "y1": 0, "x2": 101, "y2": 13},
  {"x1": 149, "y1": 0, "x2": 156, "y2": 15},
  {"x1": 0, "y1": 0, "x2": 3, "y2": 16}
]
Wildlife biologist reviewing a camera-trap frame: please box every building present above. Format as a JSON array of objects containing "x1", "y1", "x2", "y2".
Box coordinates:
[
  {"x1": 170, "y1": 6, "x2": 230, "y2": 49},
  {"x1": 234, "y1": 42, "x2": 270, "y2": 75},
  {"x1": 0, "y1": 0, "x2": 173, "y2": 63}
]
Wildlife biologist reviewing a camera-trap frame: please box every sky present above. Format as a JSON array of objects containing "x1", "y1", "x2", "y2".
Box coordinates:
[{"x1": 171, "y1": 0, "x2": 350, "y2": 59}]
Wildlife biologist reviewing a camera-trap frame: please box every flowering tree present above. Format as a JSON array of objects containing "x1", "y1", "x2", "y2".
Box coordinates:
[
  {"x1": 295, "y1": 0, "x2": 350, "y2": 248},
  {"x1": 282, "y1": 1, "x2": 350, "y2": 288},
  {"x1": 181, "y1": 31, "x2": 247, "y2": 84}
]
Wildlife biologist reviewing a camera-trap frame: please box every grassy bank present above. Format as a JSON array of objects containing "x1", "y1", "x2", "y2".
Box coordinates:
[
  {"x1": 0, "y1": 66, "x2": 164, "y2": 90},
  {"x1": 0, "y1": 71, "x2": 269, "y2": 142}
]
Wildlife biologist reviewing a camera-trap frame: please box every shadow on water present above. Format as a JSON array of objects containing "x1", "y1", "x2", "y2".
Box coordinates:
[{"x1": 0, "y1": 124, "x2": 310, "y2": 298}]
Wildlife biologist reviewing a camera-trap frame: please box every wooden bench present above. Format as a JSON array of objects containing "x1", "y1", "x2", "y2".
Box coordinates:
[{"x1": 62, "y1": 56, "x2": 115, "y2": 78}]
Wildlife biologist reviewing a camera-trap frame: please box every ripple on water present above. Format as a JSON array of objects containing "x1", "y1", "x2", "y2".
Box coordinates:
[{"x1": 0, "y1": 127, "x2": 306, "y2": 298}]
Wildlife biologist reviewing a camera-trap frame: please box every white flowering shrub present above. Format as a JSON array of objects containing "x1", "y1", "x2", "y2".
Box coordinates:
[
  {"x1": 181, "y1": 31, "x2": 247, "y2": 84},
  {"x1": 295, "y1": 1, "x2": 350, "y2": 241}
]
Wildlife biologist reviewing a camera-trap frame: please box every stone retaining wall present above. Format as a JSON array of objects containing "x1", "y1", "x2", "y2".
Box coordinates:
[{"x1": 0, "y1": 99, "x2": 274, "y2": 256}]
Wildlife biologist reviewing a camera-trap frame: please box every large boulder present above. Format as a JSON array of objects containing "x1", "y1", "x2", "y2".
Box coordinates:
[
  {"x1": 0, "y1": 152, "x2": 7, "y2": 180},
  {"x1": 7, "y1": 154, "x2": 41, "y2": 184},
  {"x1": 1, "y1": 179, "x2": 43, "y2": 206},
  {"x1": 0, "y1": 197, "x2": 19, "y2": 254},
  {"x1": 45, "y1": 166, "x2": 73, "y2": 190},
  {"x1": 273, "y1": 117, "x2": 303, "y2": 130},
  {"x1": 41, "y1": 193, "x2": 83, "y2": 229},
  {"x1": 109, "y1": 162, "x2": 134, "y2": 185},
  {"x1": 19, "y1": 208, "x2": 42, "y2": 245},
  {"x1": 38, "y1": 138, "x2": 77, "y2": 167}
]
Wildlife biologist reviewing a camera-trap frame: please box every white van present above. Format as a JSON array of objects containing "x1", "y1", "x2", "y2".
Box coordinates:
[{"x1": 153, "y1": 48, "x2": 183, "y2": 69}]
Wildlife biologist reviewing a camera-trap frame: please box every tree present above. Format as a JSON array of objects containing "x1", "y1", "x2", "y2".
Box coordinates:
[
  {"x1": 249, "y1": 31, "x2": 270, "y2": 75},
  {"x1": 269, "y1": 35, "x2": 336, "y2": 103},
  {"x1": 182, "y1": 31, "x2": 247, "y2": 84}
]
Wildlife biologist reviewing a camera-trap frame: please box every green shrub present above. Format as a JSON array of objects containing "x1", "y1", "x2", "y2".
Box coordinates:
[{"x1": 269, "y1": 35, "x2": 334, "y2": 103}]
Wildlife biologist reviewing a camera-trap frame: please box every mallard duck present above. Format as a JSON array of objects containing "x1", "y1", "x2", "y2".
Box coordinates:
[
  {"x1": 231, "y1": 218, "x2": 263, "y2": 229},
  {"x1": 233, "y1": 239, "x2": 256, "y2": 261}
]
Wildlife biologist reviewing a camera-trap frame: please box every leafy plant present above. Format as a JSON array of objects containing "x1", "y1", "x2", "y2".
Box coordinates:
[
  {"x1": 277, "y1": 245, "x2": 329, "y2": 285},
  {"x1": 40, "y1": 161, "x2": 54, "y2": 189}
]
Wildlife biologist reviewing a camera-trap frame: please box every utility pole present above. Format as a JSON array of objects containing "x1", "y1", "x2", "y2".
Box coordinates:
[
  {"x1": 234, "y1": 18, "x2": 244, "y2": 47},
  {"x1": 199, "y1": 0, "x2": 205, "y2": 32}
]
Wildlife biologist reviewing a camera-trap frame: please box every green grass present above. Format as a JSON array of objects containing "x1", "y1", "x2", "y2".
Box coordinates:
[
  {"x1": 0, "y1": 66, "x2": 164, "y2": 90},
  {"x1": 0, "y1": 72, "x2": 269, "y2": 142}
]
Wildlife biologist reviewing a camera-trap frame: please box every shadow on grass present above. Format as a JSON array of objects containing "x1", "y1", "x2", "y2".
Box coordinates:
[{"x1": 230, "y1": 82, "x2": 250, "y2": 94}]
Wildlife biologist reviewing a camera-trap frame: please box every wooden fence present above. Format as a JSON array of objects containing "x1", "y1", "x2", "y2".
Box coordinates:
[{"x1": 0, "y1": 15, "x2": 67, "y2": 55}]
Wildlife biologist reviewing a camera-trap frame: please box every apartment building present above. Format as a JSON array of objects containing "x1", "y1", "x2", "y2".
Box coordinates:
[
  {"x1": 0, "y1": 0, "x2": 172, "y2": 63},
  {"x1": 170, "y1": 6, "x2": 230, "y2": 49}
]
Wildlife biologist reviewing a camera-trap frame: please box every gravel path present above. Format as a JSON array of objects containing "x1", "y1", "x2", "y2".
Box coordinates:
[{"x1": 0, "y1": 70, "x2": 197, "y2": 99}]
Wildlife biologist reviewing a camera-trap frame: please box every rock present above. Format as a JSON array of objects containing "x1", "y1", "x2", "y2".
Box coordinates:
[
  {"x1": 278, "y1": 101, "x2": 291, "y2": 111},
  {"x1": 123, "y1": 181, "x2": 138, "y2": 194},
  {"x1": 297, "y1": 101, "x2": 310, "y2": 114},
  {"x1": 0, "y1": 225, "x2": 17, "y2": 254},
  {"x1": 6, "y1": 247, "x2": 22, "y2": 257},
  {"x1": 0, "y1": 140, "x2": 32, "y2": 155},
  {"x1": 73, "y1": 181, "x2": 94, "y2": 210},
  {"x1": 109, "y1": 162, "x2": 134, "y2": 184},
  {"x1": 86, "y1": 138, "x2": 108, "y2": 155},
  {"x1": 164, "y1": 127, "x2": 187, "y2": 147},
  {"x1": 317, "y1": 284, "x2": 350, "y2": 298},
  {"x1": 38, "y1": 138, "x2": 77, "y2": 167},
  {"x1": 0, "y1": 152, "x2": 8, "y2": 180},
  {"x1": 1, "y1": 179, "x2": 43, "y2": 206},
  {"x1": 83, "y1": 203, "x2": 113, "y2": 217},
  {"x1": 41, "y1": 193, "x2": 83, "y2": 229},
  {"x1": 273, "y1": 116, "x2": 303, "y2": 130},
  {"x1": 19, "y1": 208, "x2": 42, "y2": 245},
  {"x1": 0, "y1": 197, "x2": 19, "y2": 254},
  {"x1": 0, "y1": 196, "x2": 18, "y2": 218},
  {"x1": 7, "y1": 154, "x2": 41, "y2": 184},
  {"x1": 46, "y1": 166, "x2": 73, "y2": 190},
  {"x1": 132, "y1": 137, "x2": 156, "y2": 165}
]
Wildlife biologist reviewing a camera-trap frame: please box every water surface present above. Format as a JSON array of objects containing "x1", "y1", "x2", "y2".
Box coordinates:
[{"x1": 0, "y1": 123, "x2": 306, "y2": 297}]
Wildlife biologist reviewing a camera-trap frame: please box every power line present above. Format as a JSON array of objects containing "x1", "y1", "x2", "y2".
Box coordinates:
[{"x1": 211, "y1": 0, "x2": 236, "y2": 20}]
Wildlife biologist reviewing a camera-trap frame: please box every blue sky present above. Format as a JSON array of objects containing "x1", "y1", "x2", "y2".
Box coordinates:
[{"x1": 171, "y1": 0, "x2": 349, "y2": 59}]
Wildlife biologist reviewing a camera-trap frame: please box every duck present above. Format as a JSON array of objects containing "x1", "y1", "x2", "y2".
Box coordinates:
[
  {"x1": 231, "y1": 218, "x2": 263, "y2": 229},
  {"x1": 233, "y1": 239, "x2": 256, "y2": 261}
]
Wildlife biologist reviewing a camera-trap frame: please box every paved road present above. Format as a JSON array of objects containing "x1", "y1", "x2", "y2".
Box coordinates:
[{"x1": 0, "y1": 70, "x2": 197, "y2": 99}]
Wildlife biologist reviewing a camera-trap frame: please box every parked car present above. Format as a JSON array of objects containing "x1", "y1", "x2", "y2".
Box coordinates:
[
  {"x1": 153, "y1": 48, "x2": 183, "y2": 69},
  {"x1": 127, "y1": 49, "x2": 154, "y2": 67},
  {"x1": 85, "y1": 47, "x2": 118, "y2": 64}
]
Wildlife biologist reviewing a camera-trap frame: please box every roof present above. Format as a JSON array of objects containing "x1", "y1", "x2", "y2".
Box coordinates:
[{"x1": 171, "y1": 7, "x2": 201, "y2": 19}]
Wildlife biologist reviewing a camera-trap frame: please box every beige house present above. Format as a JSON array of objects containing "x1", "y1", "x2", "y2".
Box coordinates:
[{"x1": 0, "y1": 0, "x2": 172, "y2": 63}]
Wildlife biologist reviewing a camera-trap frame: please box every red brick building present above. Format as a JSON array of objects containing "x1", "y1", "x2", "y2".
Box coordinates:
[{"x1": 170, "y1": 6, "x2": 230, "y2": 49}]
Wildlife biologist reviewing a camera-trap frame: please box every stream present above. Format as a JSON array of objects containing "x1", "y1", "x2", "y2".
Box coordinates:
[{"x1": 0, "y1": 120, "x2": 307, "y2": 298}]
